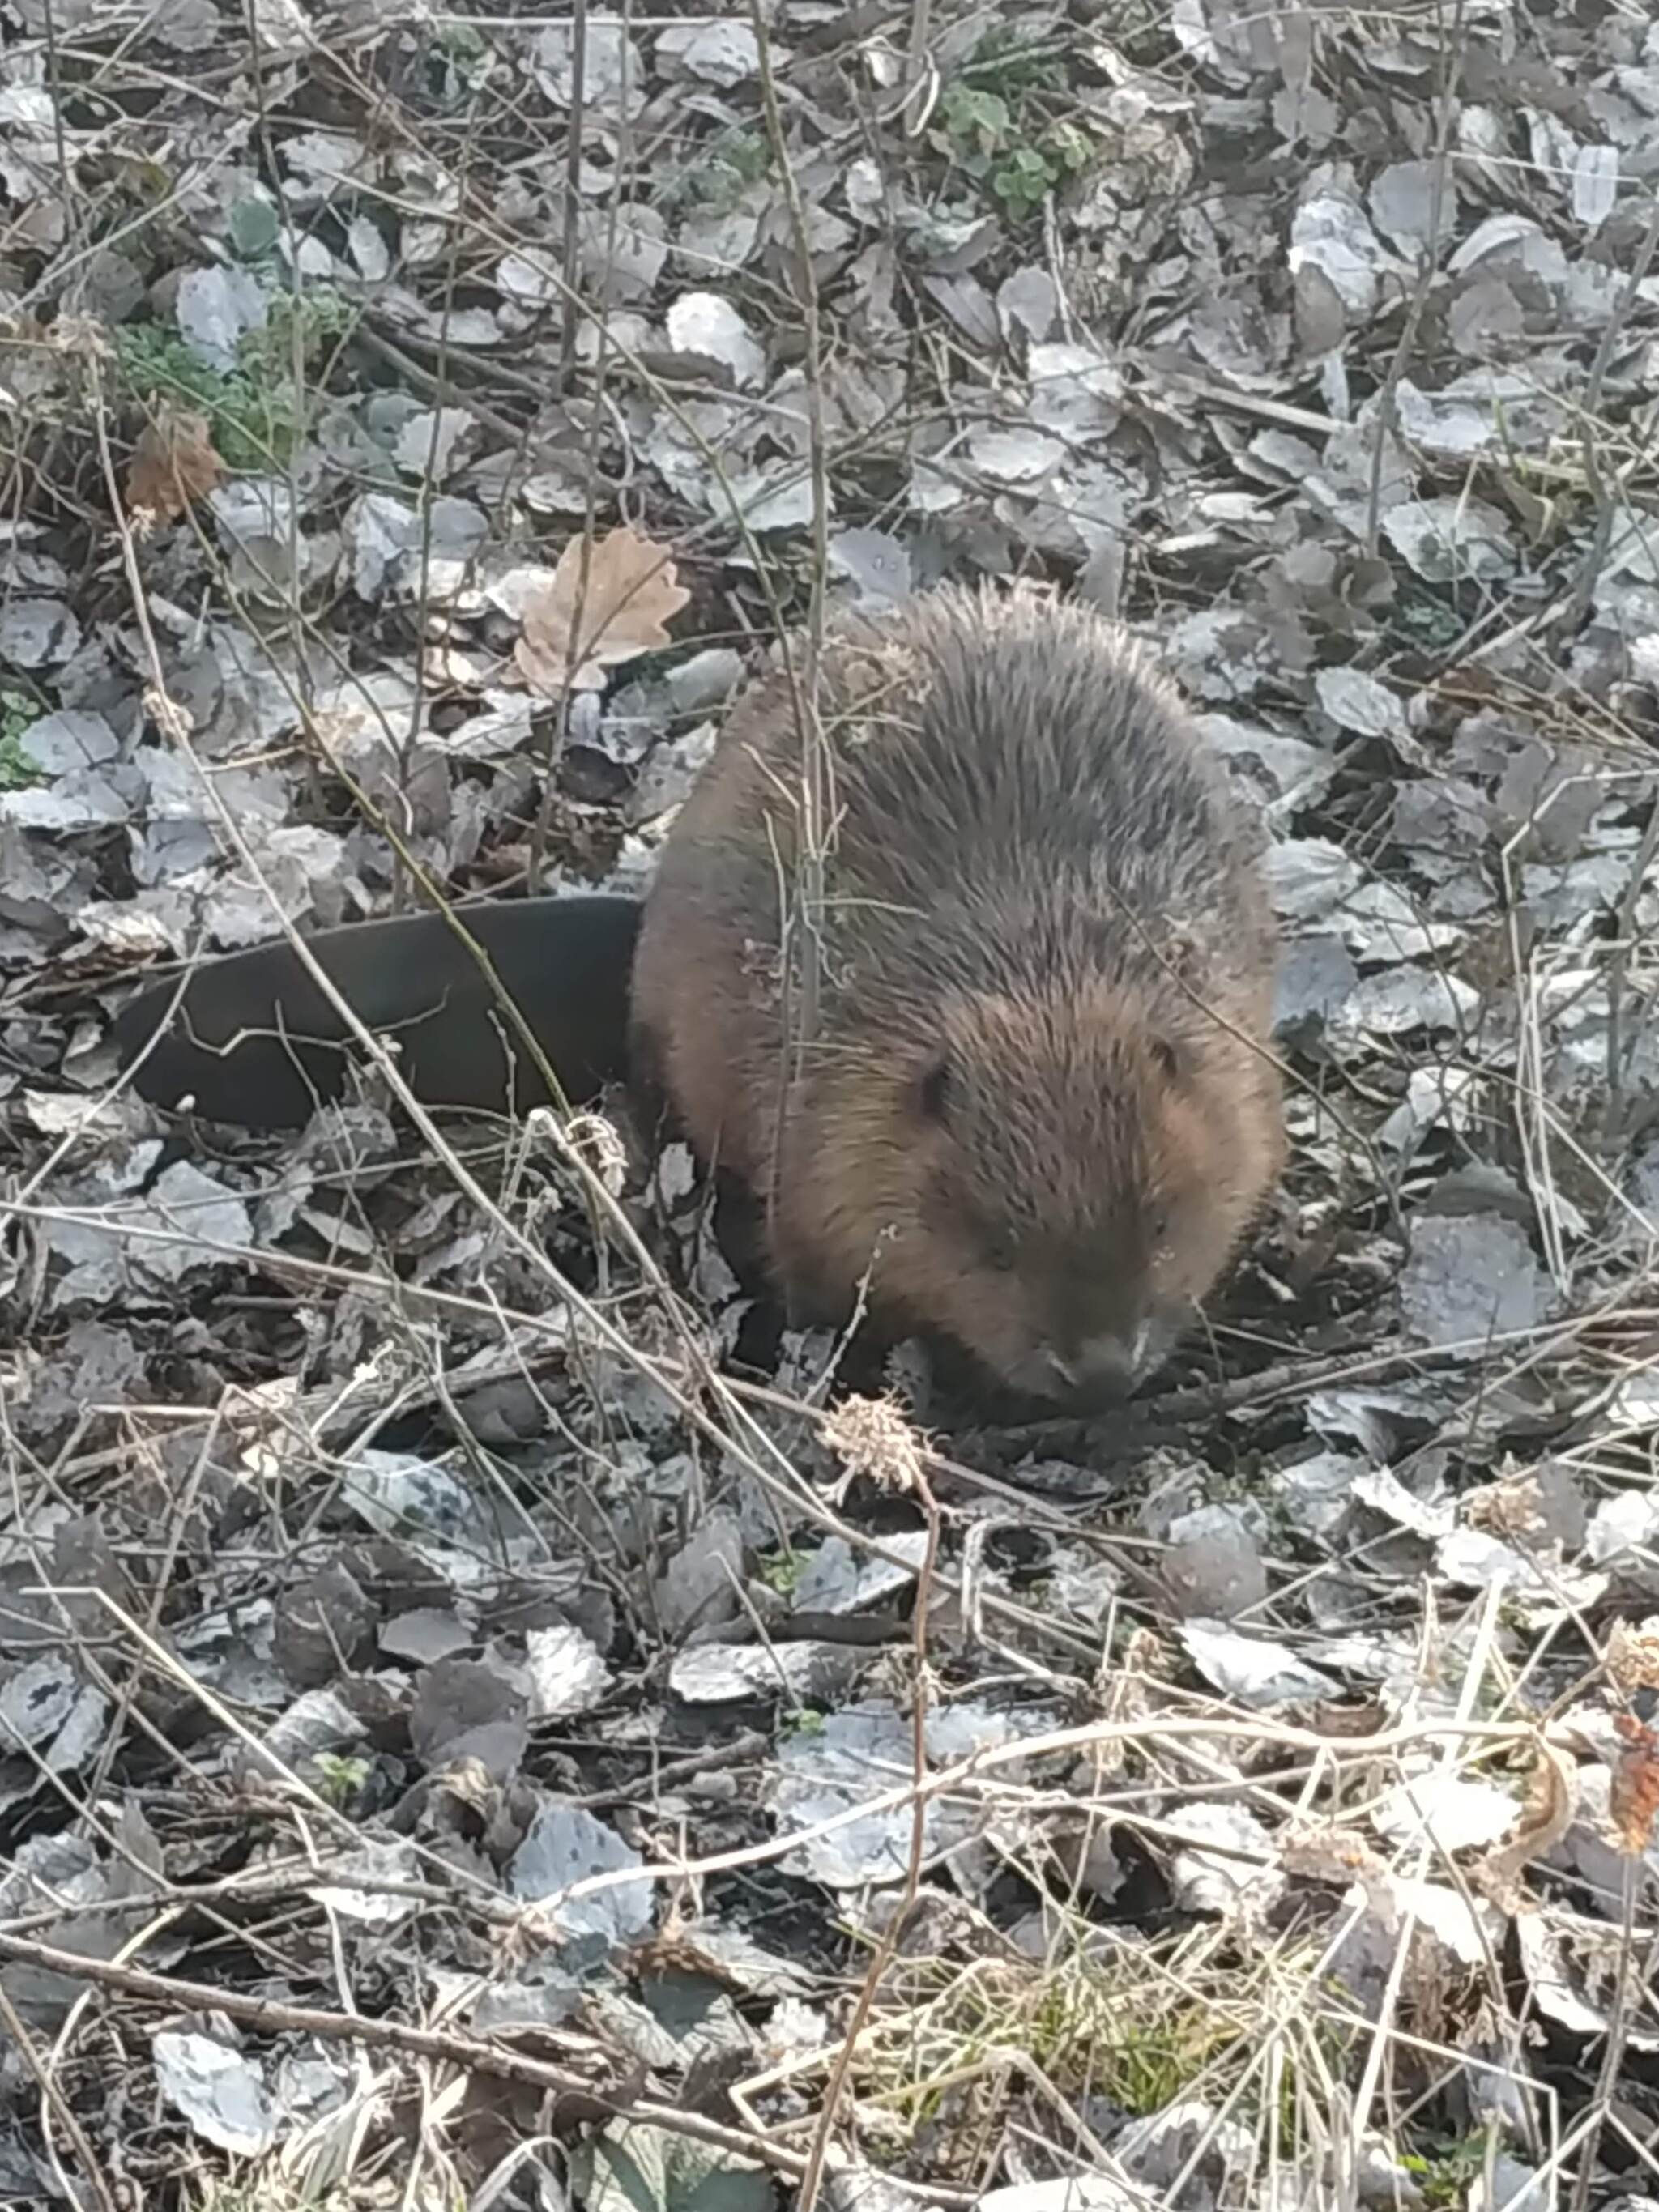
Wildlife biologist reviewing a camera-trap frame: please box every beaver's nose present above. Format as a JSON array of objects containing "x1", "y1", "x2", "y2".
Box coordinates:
[{"x1": 1043, "y1": 1328, "x2": 1145, "y2": 1402}]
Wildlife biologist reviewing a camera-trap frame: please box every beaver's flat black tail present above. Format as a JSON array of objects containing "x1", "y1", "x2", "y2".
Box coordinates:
[{"x1": 110, "y1": 893, "x2": 642, "y2": 1130}]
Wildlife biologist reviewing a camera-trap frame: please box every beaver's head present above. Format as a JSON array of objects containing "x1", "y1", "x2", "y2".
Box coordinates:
[{"x1": 782, "y1": 970, "x2": 1283, "y2": 1408}]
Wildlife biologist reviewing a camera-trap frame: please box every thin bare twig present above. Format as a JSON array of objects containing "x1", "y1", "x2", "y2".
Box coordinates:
[
  {"x1": 557, "y1": 0, "x2": 588, "y2": 393},
  {"x1": 749, "y1": 0, "x2": 834, "y2": 1261},
  {"x1": 1363, "y1": 0, "x2": 1465, "y2": 559}
]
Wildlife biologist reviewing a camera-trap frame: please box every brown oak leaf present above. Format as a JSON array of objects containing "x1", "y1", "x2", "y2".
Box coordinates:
[
  {"x1": 126, "y1": 408, "x2": 225, "y2": 522},
  {"x1": 515, "y1": 525, "x2": 690, "y2": 697}
]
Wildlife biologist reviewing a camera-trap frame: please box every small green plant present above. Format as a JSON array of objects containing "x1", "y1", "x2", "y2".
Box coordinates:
[
  {"x1": 861, "y1": 1921, "x2": 1349, "y2": 2159},
  {"x1": 933, "y1": 80, "x2": 1090, "y2": 221},
  {"x1": 1020, "y1": 1962, "x2": 1239, "y2": 2114},
  {"x1": 1401, "y1": 2133, "x2": 1491, "y2": 2206},
  {"x1": 0, "y1": 691, "x2": 38, "y2": 791},
  {"x1": 430, "y1": 17, "x2": 489, "y2": 98},
  {"x1": 757, "y1": 1549, "x2": 804, "y2": 1597},
  {"x1": 312, "y1": 1752, "x2": 370, "y2": 1808},
  {"x1": 1388, "y1": 584, "x2": 1465, "y2": 652},
  {"x1": 114, "y1": 285, "x2": 353, "y2": 471},
  {"x1": 252, "y1": 286, "x2": 355, "y2": 377},
  {"x1": 663, "y1": 126, "x2": 771, "y2": 216},
  {"x1": 437, "y1": 19, "x2": 484, "y2": 58},
  {"x1": 939, "y1": 83, "x2": 1014, "y2": 162}
]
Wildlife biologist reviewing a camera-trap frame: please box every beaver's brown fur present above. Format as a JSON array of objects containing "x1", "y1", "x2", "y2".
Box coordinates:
[{"x1": 640, "y1": 584, "x2": 1282, "y2": 1404}]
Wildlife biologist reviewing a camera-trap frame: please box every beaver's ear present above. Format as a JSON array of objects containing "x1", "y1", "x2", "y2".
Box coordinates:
[
  {"x1": 1150, "y1": 1037, "x2": 1183, "y2": 1083},
  {"x1": 915, "y1": 1056, "x2": 953, "y2": 1123}
]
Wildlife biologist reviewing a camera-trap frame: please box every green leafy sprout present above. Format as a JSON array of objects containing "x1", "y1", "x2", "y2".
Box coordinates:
[
  {"x1": 935, "y1": 80, "x2": 1090, "y2": 220},
  {"x1": 114, "y1": 285, "x2": 355, "y2": 471},
  {"x1": 0, "y1": 690, "x2": 40, "y2": 791},
  {"x1": 663, "y1": 126, "x2": 772, "y2": 217}
]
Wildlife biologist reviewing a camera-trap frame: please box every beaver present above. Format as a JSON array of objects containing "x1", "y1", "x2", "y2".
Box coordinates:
[
  {"x1": 629, "y1": 584, "x2": 1283, "y2": 1406},
  {"x1": 113, "y1": 585, "x2": 1282, "y2": 1407}
]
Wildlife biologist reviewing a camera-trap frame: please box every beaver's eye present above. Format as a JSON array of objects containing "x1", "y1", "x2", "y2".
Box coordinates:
[
  {"x1": 1149, "y1": 1205, "x2": 1172, "y2": 1245},
  {"x1": 917, "y1": 1057, "x2": 953, "y2": 1123}
]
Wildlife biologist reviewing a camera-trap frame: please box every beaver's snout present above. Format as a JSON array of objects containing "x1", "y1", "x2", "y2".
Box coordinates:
[{"x1": 1009, "y1": 1317, "x2": 1166, "y2": 1407}]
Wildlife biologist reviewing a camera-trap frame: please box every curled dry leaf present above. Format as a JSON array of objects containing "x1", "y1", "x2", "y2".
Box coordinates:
[
  {"x1": 1279, "y1": 1823, "x2": 1388, "y2": 1888},
  {"x1": 1475, "y1": 1737, "x2": 1576, "y2": 1909},
  {"x1": 1606, "y1": 1614, "x2": 1659, "y2": 1694},
  {"x1": 515, "y1": 523, "x2": 690, "y2": 697},
  {"x1": 1610, "y1": 1712, "x2": 1659, "y2": 1855},
  {"x1": 126, "y1": 407, "x2": 225, "y2": 522}
]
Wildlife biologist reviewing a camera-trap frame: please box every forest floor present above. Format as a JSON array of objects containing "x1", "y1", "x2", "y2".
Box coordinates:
[{"x1": 2, "y1": 1, "x2": 1659, "y2": 2208}]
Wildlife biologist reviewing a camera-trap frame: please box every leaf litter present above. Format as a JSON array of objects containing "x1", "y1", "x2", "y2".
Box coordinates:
[{"x1": 2, "y1": 2, "x2": 1659, "y2": 2209}]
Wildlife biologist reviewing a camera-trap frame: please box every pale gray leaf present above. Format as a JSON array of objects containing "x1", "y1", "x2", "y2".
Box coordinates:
[
  {"x1": 1401, "y1": 1214, "x2": 1544, "y2": 1351},
  {"x1": 1181, "y1": 1622, "x2": 1339, "y2": 1707},
  {"x1": 510, "y1": 1800, "x2": 654, "y2": 1945},
  {"x1": 524, "y1": 1623, "x2": 612, "y2": 1718},
  {"x1": 176, "y1": 264, "x2": 267, "y2": 371},
  {"x1": 655, "y1": 20, "x2": 759, "y2": 85},
  {"x1": 153, "y1": 2031, "x2": 279, "y2": 2155},
  {"x1": 1572, "y1": 143, "x2": 1618, "y2": 230}
]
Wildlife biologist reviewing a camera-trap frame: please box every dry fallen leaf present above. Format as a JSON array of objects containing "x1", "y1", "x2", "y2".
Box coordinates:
[
  {"x1": 1610, "y1": 1712, "x2": 1659, "y2": 1856},
  {"x1": 1606, "y1": 1615, "x2": 1659, "y2": 1694},
  {"x1": 126, "y1": 408, "x2": 225, "y2": 522},
  {"x1": 1280, "y1": 1823, "x2": 1388, "y2": 1887},
  {"x1": 1475, "y1": 1737, "x2": 1576, "y2": 1908},
  {"x1": 515, "y1": 524, "x2": 690, "y2": 696}
]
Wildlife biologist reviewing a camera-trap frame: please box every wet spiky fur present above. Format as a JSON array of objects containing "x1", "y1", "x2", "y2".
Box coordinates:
[{"x1": 629, "y1": 583, "x2": 1282, "y2": 1404}]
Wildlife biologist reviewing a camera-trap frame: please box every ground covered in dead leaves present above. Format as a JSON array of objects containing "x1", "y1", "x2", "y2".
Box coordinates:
[{"x1": 2, "y1": 0, "x2": 1659, "y2": 2208}]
